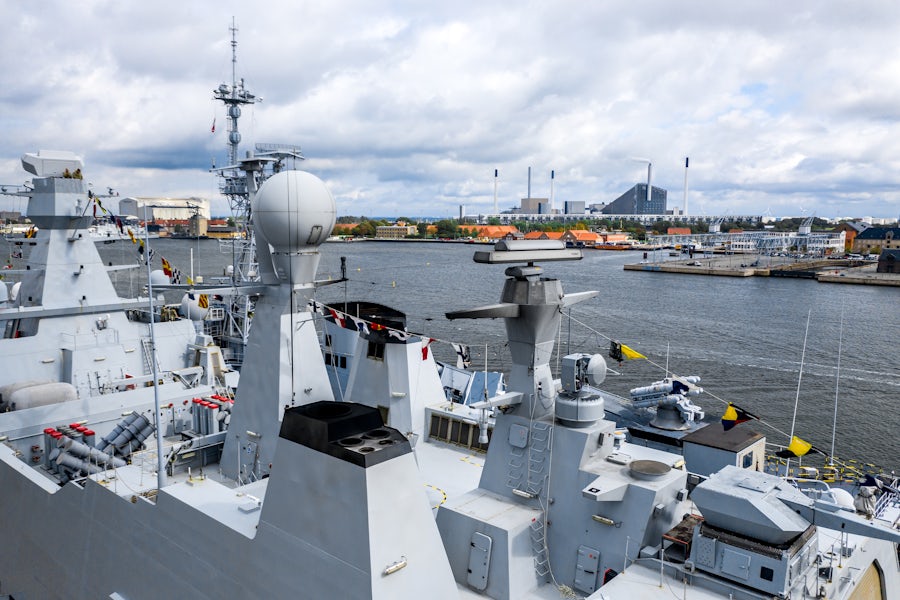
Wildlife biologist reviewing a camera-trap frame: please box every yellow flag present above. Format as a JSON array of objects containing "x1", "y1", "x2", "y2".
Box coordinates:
[
  {"x1": 620, "y1": 344, "x2": 646, "y2": 360},
  {"x1": 722, "y1": 404, "x2": 738, "y2": 422},
  {"x1": 198, "y1": 294, "x2": 209, "y2": 309},
  {"x1": 787, "y1": 436, "x2": 812, "y2": 457}
]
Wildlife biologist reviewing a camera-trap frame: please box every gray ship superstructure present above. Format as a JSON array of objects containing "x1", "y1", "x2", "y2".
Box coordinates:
[
  {"x1": 0, "y1": 153, "x2": 897, "y2": 599},
  {"x1": 0, "y1": 151, "x2": 232, "y2": 418},
  {"x1": 314, "y1": 240, "x2": 900, "y2": 598}
]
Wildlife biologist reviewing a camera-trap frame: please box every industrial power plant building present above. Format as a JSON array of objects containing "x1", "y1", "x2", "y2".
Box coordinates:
[{"x1": 600, "y1": 183, "x2": 667, "y2": 215}]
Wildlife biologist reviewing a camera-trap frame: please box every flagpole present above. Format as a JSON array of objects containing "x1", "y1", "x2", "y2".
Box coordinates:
[
  {"x1": 829, "y1": 303, "x2": 844, "y2": 466},
  {"x1": 665, "y1": 341, "x2": 670, "y2": 377},
  {"x1": 144, "y1": 228, "x2": 167, "y2": 490},
  {"x1": 785, "y1": 310, "x2": 811, "y2": 476}
]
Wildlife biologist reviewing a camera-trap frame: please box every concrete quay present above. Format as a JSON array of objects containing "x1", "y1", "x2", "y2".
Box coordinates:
[{"x1": 624, "y1": 255, "x2": 900, "y2": 286}]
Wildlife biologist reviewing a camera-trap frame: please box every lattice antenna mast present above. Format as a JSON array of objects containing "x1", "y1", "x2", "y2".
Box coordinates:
[{"x1": 213, "y1": 18, "x2": 262, "y2": 214}]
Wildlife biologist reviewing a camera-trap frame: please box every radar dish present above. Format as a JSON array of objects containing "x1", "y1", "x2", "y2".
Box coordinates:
[{"x1": 586, "y1": 354, "x2": 607, "y2": 386}]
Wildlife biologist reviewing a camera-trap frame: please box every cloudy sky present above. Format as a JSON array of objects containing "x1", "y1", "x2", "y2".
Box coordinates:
[{"x1": 2, "y1": 1, "x2": 899, "y2": 220}]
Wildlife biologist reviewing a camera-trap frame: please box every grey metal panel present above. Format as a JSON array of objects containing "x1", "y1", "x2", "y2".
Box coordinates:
[
  {"x1": 695, "y1": 534, "x2": 717, "y2": 568},
  {"x1": 721, "y1": 547, "x2": 751, "y2": 580},
  {"x1": 508, "y1": 423, "x2": 528, "y2": 448},
  {"x1": 574, "y1": 544, "x2": 600, "y2": 594},
  {"x1": 466, "y1": 531, "x2": 492, "y2": 590}
]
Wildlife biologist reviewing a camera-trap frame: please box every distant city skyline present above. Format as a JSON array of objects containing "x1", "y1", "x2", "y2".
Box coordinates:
[{"x1": 2, "y1": 2, "x2": 900, "y2": 220}]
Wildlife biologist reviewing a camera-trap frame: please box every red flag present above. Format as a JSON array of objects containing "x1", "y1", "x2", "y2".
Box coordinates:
[
  {"x1": 422, "y1": 338, "x2": 434, "y2": 360},
  {"x1": 211, "y1": 118, "x2": 216, "y2": 133},
  {"x1": 328, "y1": 308, "x2": 345, "y2": 328}
]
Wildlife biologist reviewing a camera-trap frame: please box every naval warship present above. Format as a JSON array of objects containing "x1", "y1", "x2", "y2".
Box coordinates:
[{"x1": 0, "y1": 145, "x2": 897, "y2": 599}]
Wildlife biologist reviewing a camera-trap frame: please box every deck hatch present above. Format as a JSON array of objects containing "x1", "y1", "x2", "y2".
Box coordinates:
[
  {"x1": 467, "y1": 532, "x2": 492, "y2": 590},
  {"x1": 574, "y1": 544, "x2": 601, "y2": 594}
]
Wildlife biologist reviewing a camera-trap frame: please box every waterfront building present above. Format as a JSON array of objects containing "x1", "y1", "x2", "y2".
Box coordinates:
[
  {"x1": 852, "y1": 227, "x2": 900, "y2": 254},
  {"x1": 523, "y1": 231, "x2": 564, "y2": 241},
  {"x1": 877, "y1": 249, "x2": 900, "y2": 273},
  {"x1": 667, "y1": 227, "x2": 692, "y2": 235},
  {"x1": 834, "y1": 222, "x2": 869, "y2": 251},
  {"x1": 462, "y1": 225, "x2": 518, "y2": 240},
  {"x1": 560, "y1": 229, "x2": 599, "y2": 246},
  {"x1": 597, "y1": 231, "x2": 632, "y2": 244},
  {"x1": 118, "y1": 196, "x2": 211, "y2": 221},
  {"x1": 375, "y1": 224, "x2": 417, "y2": 239}
]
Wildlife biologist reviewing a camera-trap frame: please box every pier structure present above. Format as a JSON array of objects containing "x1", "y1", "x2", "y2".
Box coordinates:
[
  {"x1": 647, "y1": 230, "x2": 845, "y2": 255},
  {"x1": 468, "y1": 213, "x2": 763, "y2": 226}
]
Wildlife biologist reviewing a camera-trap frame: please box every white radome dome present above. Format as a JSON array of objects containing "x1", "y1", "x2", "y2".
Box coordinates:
[
  {"x1": 150, "y1": 270, "x2": 170, "y2": 286},
  {"x1": 180, "y1": 293, "x2": 209, "y2": 321},
  {"x1": 830, "y1": 488, "x2": 856, "y2": 511},
  {"x1": 252, "y1": 170, "x2": 335, "y2": 251}
]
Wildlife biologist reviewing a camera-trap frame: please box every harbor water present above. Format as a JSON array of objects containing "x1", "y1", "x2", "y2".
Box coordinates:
[{"x1": 73, "y1": 238, "x2": 899, "y2": 469}]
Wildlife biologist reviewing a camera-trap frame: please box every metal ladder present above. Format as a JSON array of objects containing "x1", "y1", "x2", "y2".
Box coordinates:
[
  {"x1": 525, "y1": 421, "x2": 552, "y2": 497},
  {"x1": 530, "y1": 514, "x2": 550, "y2": 579},
  {"x1": 507, "y1": 446, "x2": 526, "y2": 489},
  {"x1": 506, "y1": 420, "x2": 553, "y2": 496},
  {"x1": 141, "y1": 337, "x2": 157, "y2": 375}
]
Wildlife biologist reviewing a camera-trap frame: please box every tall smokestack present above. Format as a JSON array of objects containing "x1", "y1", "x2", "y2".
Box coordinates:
[
  {"x1": 683, "y1": 157, "x2": 689, "y2": 216},
  {"x1": 493, "y1": 169, "x2": 499, "y2": 214},
  {"x1": 646, "y1": 162, "x2": 652, "y2": 205},
  {"x1": 550, "y1": 169, "x2": 555, "y2": 213},
  {"x1": 527, "y1": 166, "x2": 532, "y2": 199}
]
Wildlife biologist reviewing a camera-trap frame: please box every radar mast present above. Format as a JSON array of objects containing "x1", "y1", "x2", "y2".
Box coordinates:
[{"x1": 208, "y1": 19, "x2": 305, "y2": 367}]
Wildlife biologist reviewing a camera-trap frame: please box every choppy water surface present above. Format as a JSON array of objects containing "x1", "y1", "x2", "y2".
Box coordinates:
[{"x1": 95, "y1": 238, "x2": 899, "y2": 468}]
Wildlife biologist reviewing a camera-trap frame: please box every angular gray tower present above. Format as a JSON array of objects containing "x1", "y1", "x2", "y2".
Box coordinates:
[
  {"x1": 447, "y1": 240, "x2": 596, "y2": 420},
  {"x1": 221, "y1": 170, "x2": 336, "y2": 481}
]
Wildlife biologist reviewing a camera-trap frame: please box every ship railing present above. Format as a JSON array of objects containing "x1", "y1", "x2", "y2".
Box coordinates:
[
  {"x1": 874, "y1": 488, "x2": 900, "y2": 521},
  {"x1": 783, "y1": 477, "x2": 833, "y2": 497},
  {"x1": 764, "y1": 449, "x2": 886, "y2": 484},
  {"x1": 59, "y1": 329, "x2": 120, "y2": 348}
]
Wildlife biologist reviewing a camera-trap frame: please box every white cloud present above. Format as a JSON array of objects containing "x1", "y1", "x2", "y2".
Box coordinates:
[{"x1": 1, "y1": 0, "x2": 899, "y2": 219}]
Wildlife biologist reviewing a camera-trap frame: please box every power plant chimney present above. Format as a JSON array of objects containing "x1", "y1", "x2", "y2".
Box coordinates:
[
  {"x1": 550, "y1": 169, "x2": 555, "y2": 213},
  {"x1": 493, "y1": 169, "x2": 499, "y2": 215},
  {"x1": 631, "y1": 157, "x2": 653, "y2": 206},
  {"x1": 683, "y1": 157, "x2": 689, "y2": 216},
  {"x1": 527, "y1": 166, "x2": 532, "y2": 199}
]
